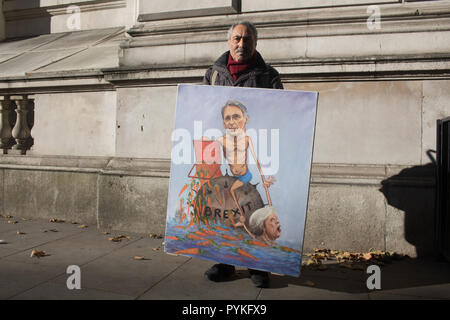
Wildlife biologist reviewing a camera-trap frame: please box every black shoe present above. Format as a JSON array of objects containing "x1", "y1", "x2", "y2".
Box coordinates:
[
  {"x1": 248, "y1": 269, "x2": 270, "y2": 288},
  {"x1": 204, "y1": 264, "x2": 235, "y2": 282}
]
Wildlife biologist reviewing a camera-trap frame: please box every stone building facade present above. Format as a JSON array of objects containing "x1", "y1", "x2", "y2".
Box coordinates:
[{"x1": 1, "y1": 0, "x2": 449, "y2": 257}]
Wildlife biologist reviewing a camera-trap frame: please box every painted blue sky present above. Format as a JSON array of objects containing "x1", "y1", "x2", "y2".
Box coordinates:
[{"x1": 167, "y1": 84, "x2": 318, "y2": 249}]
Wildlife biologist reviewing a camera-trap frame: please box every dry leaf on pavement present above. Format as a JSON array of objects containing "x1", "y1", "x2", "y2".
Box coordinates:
[
  {"x1": 78, "y1": 225, "x2": 88, "y2": 229},
  {"x1": 49, "y1": 218, "x2": 65, "y2": 223},
  {"x1": 30, "y1": 250, "x2": 48, "y2": 258},
  {"x1": 134, "y1": 256, "x2": 146, "y2": 260},
  {"x1": 362, "y1": 253, "x2": 373, "y2": 261},
  {"x1": 108, "y1": 235, "x2": 130, "y2": 242},
  {"x1": 8, "y1": 220, "x2": 18, "y2": 224}
]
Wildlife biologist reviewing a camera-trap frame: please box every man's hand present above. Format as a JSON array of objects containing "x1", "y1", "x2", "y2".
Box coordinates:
[{"x1": 263, "y1": 176, "x2": 276, "y2": 188}]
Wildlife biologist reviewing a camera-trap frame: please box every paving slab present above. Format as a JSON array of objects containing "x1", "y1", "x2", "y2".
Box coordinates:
[
  {"x1": 138, "y1": 258, "x2": 261, "y2": 300},
  {"x1": 34, "y1": 46, "x2": 119, "y2": 73},
  {"x1": 369, "y1": 283, "x2": 450, "y2": 300},
  {"x1": 0, "y1": 33, "x2": 65, "y2": 54},
  {"x1": 10, "y1": 282, "x2": 134, "y2": 300},
  {"x1": 383, "y1": 259, "x2": 450, "y2": 287},
  {"x1": 0, "y1": 49, "x2": 82, "y2": 77},
  {"x1": 0, "y1": 219, "x2": 84, "y2": 252},
  {"x1": 369, "y1": 291, "x2": 437, "y2": 300},
  {"x1": 34, "y1": 27, "x2": 123, "y2": 51},
  {"x1": 50, "y1": 237, "x2": 189, "y2": 297},
  {"x1": 0, "y1": 54, "x2": 16, "y2": 63},
  {"x1": 2, "y1": 228, "x2": 141, "y2": 268},
  {"x1": 1, "y1": 218, "x2": 449, "y2": 300},
  {"x1": 0, "y1": 246, "x2": 21, "y2": 258},
  {"x1": 300, "y1": 263, "x2": 368, "y2": 282},
  {"x1": 0, "y1": 260, "x2": 64, "y2": 299},
  {"x1": 258, "y1": 273, "x2": 370, "y2": 300}
]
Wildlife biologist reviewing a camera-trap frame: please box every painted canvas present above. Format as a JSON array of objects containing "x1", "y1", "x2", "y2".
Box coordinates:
[{"x1": 164, "y1": 84, "x2": 318, "y2": 277}]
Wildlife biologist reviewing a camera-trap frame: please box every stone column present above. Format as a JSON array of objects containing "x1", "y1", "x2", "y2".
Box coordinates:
[
  {"x1": 11, "y1": 95, "x2": 32, "y2": 155},
  {"x1": 0, "y1": 96, "x2": 15, "y2": 153}
]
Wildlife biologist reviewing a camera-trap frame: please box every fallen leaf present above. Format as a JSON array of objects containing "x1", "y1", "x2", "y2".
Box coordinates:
[
  {"x1": 49, "y1": 218, "x2": 64, "y2": 223},
  {"x1": 16, "y1": 231, "x2": 26, "y2": 235},
  {"x1": 149, "y1": 233, "x2": 163, "y2": 239},
  {"x1": 8, "y1": 220, "x2": 18, "y2": 224},
  {"x1": 152, "y1": 247, "x2": 159, "y2": 251},
  {"x1": 102, "y1": 231, "x2": 110, "y2": 235},
  {"x1": 134, "y1": 256, "x2": 146, "y2": 260},
  {"x1": 71, "y1": 221, "x2": 78, "y2": 224},
  {"x1": 304, "y1": 259, "x2": 319, "y2": 267},
  {"x1": 30, "y1": 250, "x2": 48, "y2": 258},
  {"x1": 78, "y1": 225, "x2": 88, "y2": 229},
  {"x1": 42, "y1": 229, "x2": 58, "y2": 233},
  {"x1": 108, "y1": 235, "x2": 130, "y2": 242},
  {"x1": 363, "y1": 253, "x2": 373, "y2": 261}
]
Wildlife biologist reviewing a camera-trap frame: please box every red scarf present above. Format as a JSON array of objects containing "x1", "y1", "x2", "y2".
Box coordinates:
[{"x1": 227, "y1": 52, "x2": 257, "y2": 81}]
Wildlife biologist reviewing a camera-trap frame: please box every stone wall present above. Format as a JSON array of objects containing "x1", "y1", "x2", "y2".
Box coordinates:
[
  {"x1": 0, "y1": 0, "x2": 5, "y2": 41},
  {"x1": 1, "y1": 79, "x2": 445, "y2": 257},
  {"x1": 3, "y1": 0, "x2": 137, "y2": 38},
  {"x1": 1, "y1": 0, "x2": 448, "y2": 257}
]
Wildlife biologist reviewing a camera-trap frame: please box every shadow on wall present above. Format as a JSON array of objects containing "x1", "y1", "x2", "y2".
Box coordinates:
[
  {"x1": 379, "y1": 150, "x2": 437, "y2": 258},
  {"x1": 4, "y1": 1, "x2": 51, "y2": 39}
]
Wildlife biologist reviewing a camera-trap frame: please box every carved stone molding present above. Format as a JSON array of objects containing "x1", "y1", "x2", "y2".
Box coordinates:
[{"x1": 0, "y1": 155, "x2": 436, "y2": 186}]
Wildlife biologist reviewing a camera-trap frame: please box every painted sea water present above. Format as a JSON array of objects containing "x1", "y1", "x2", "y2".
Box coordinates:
[{"x1": 165, "y1": 217, "x2": 302, "y2": 277}]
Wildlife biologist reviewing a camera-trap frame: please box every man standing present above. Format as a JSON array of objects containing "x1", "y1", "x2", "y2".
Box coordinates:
[{"x1": 203, "y1": 21, "x2": 283, "y2": 288}]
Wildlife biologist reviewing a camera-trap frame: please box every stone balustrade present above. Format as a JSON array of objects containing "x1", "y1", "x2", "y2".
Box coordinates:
[{"x1": 0, "y1": 95, "x2": 34, "y2": 155}]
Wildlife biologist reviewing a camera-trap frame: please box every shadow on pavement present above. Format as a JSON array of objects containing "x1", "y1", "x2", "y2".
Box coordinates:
[{"x1": 264, "y1": 257, "x2": 450, "y2": 293}]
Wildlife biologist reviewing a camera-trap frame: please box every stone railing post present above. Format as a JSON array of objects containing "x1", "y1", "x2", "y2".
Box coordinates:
[
  {"x1": 11, "y1": 95, "x2": 32, "y2": 155},
  {"x1": 0, "y1": 96, "x2": 15, "y2": 153}
]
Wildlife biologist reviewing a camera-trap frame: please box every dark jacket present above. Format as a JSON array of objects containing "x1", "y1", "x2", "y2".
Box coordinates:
[{"x1": 202, "y1": 51, "x2": 283, "y2": 89}]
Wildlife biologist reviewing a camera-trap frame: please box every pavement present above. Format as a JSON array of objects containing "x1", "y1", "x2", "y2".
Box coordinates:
[{"x1": 1, "y1": 216, "x2": 450, "y2": 301}]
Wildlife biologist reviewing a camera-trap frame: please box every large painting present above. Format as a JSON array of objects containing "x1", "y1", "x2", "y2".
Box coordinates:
[{"x1": 164, "y1": 84, "x2": 318, "y2": 277}]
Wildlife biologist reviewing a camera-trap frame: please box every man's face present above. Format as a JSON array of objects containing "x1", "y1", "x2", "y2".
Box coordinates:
[
  {"x1": 223, "y1": 105, "x2": 248, "y2": 135},
  {"x1": 228, "y1": 24, "x2": 257, "y2": 63},
  {"x1": 264, "y1": 213, "x2": 281, "y2": 240}
]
